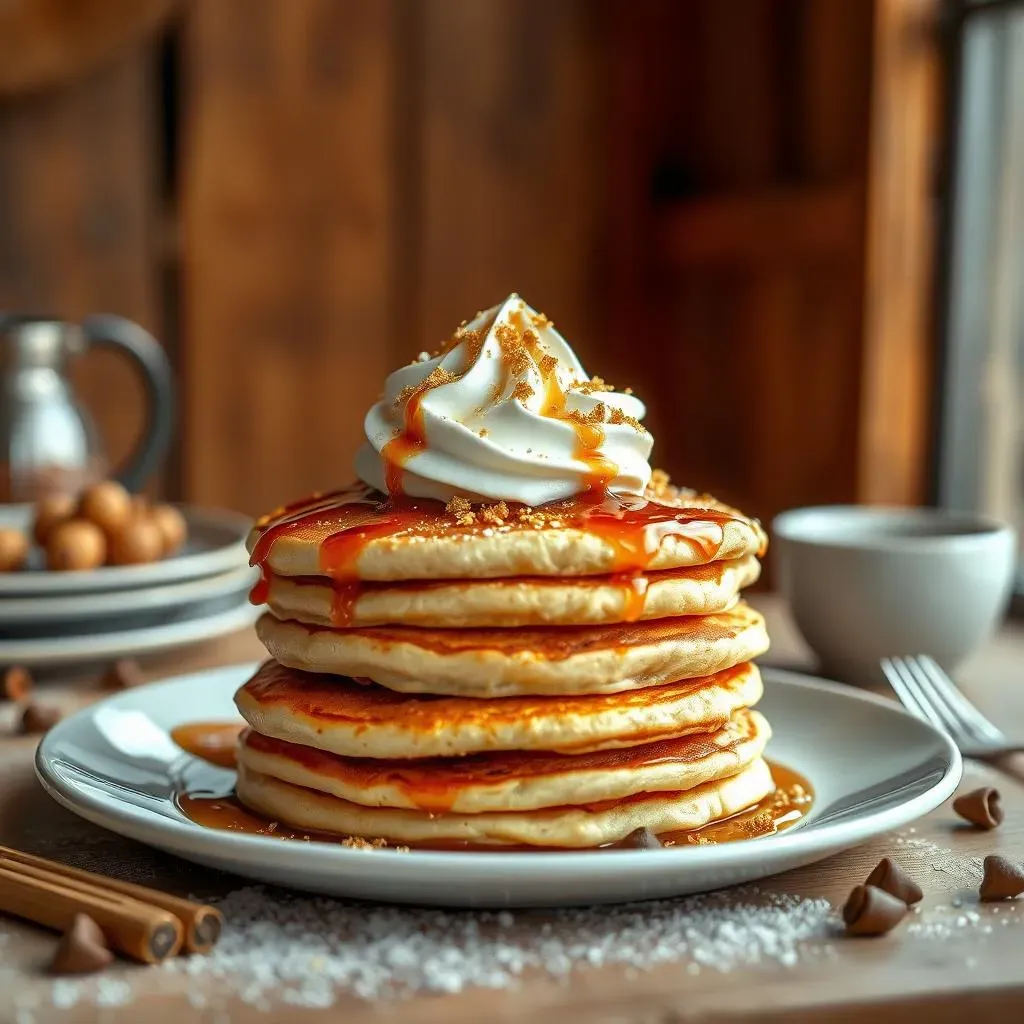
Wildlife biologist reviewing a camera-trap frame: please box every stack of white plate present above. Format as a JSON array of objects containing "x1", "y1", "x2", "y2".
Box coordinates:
[{"x1": 0, "y1": 506, "x2": 259, "y2": 667}]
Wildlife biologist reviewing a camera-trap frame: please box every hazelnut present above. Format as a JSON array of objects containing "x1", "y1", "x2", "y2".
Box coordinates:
[
  {"x1": 77, "y1": 481, "x2": 132, "y2": 535},
  {"x1": 19, "y1": 702, "x2": 62, "y2": 735},
  {"x1": 0, "y1": 527, "x2": 28, "y2": 572},
  {"x1": 150, "y1": 504, "x2": 187, "y2": 557},
  {"x1": 108, "y1": 517, "x2": 163, "y2": 566},
  {"x1": 47, "y1": 520, "x2": 107, "y2": 571},
  {"x1": 2, "y1": 665, "x2": 32, "y2": 701},
  {"x1": 32, "y1": 493, "x2": 76, "y2": 546}
]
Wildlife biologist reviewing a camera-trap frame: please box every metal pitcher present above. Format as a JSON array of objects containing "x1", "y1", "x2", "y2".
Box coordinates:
[{"x1": 0, "y1": 314, "x2": 174, "y2": 503}]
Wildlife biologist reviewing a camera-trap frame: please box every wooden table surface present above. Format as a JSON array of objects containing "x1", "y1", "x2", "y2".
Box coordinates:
[{"x1": 1, "y1": 594, "x2": 1023, "y2": 1023}]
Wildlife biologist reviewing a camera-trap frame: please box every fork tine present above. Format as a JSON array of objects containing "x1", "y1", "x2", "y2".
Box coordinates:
[
  {"x1": 915, "y1": 655, "x2": 1006, "y2": 744},
  {"x1": 881, "y1": 657, "x2": 949, "y2": 734},
  {"x1": 880, "y1": 659, "x2": 942, "y2": 733},
  {"x1": 893, "y1": 656, "x2": 969, "y2": 739}
]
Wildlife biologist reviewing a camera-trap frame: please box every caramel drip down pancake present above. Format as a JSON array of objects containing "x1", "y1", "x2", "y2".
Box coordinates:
[
  {"x1": 262, "y1": 555, "x2": 761, "y2": 629},
  {"x1": 256, "y1": 603, "x2": 769, "y2": 697},
  {"x1": 237, "y1": 709, "x2": 770, "y2": 814},
  {"x1": 236, "y1": 758, "x2": 776, "y2": 847},
  {"x1": 235, "y1": 660, "x2": 764, "y2": 758},
  {"x1": 246, "y1": 484, "x2": 767, "y2": 582}
]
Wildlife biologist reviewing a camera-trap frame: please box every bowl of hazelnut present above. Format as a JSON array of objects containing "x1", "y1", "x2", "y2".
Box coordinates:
[{"x1": 0, "y1": 481, "x2": 252, "y2": 596}]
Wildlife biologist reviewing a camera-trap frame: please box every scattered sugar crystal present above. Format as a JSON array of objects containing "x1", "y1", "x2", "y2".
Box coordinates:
[
  {"x1": 95, "y1": 980, "x2": 132, "y2": 1008},
  {"x1": 155, "y1": 884, "x2": 833, "y2": 1006},
  {"x1": 50, "y1": 982, "x2": 79, "y2": 1010}
]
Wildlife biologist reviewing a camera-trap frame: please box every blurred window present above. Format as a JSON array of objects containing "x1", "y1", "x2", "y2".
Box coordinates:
[{"x1": 938, "y1": 0, "x2": 1024, "y2": 599}]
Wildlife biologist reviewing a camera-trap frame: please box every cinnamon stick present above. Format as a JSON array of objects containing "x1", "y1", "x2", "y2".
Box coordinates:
[
  {"x1": 0, "y1": 845, "x2": 221, "y2": 953},
  {"x1": 0, "y1": 863, "x2": 182, "y2": 963}
]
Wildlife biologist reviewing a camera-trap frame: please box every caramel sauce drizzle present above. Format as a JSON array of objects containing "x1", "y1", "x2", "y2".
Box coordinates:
[
  {"x1": 513, "y1": 307, "x2": 618, "y2": 495},
  {"x1": 248, "y1": 484, "x2": 738, "y2": 625},
  {"x1": 380, "y1": 377, "x2": 431, "y2": 496},
  {"x1": 174, "y1": 761, "x2": 812, "y2": 852},
  {"x1": 170, "y1": 721, "x2": 244, "y2": 770},
  {"x1": 242, "y1": 727, "x2": 743, "y2": 815},
  {"x1": 250, "y1": 489, "x2": 735, "y2": 578}
]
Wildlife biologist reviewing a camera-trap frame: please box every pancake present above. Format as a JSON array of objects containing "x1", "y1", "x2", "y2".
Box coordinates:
[
  {"x1": 235, "y1": 757, "x2": 775, "y2": 847},
  {"x1": 261, "y1": 555, "x2": 760, "y2": 629},
  {"x1": 246, "y1": 483, "x2": 767, "y2": 582},
  {"x1": 235, "y1": 660, "x2": 764, "y2": 758},
  {"x1": 256, "y1": 603, "x2": 769, "y2": 697},
  {"x1": 237, "y1": 709, "x2": 769, "y2": 814}
]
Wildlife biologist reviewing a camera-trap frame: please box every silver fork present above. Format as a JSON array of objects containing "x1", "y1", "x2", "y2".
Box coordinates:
[{"x1": 881, "y1": 655, "x2": 1023, "y2": 759}]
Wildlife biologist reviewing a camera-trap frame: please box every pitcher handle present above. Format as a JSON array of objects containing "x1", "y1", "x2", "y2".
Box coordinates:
[{"x1": 80, "y1": 314, "x2": 175, "y2": 493}]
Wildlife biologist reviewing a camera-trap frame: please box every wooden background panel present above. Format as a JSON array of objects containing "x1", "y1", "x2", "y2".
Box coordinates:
[
  {"x1": 612, "y1": 0, "x2": 873, "y2": 535},
  {"x1": 411, "y1": 0, "x2": 605, "y2": 371},
  {"x1": 859, "y1": 0, "x2": 941, "y2": 506},
  {"x1": 0, "y1": 51, "x2": 163, "y2": 494},
  {"x1": 181, "y1": 0, "x2": 396, "y2": 515}
]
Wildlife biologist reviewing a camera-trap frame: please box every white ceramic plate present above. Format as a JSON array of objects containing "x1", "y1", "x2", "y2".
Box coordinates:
[
  {"x1": 0, "y1": 597, "x2": 259, "y2": 667},
  {"x1": 35, "y1": 665, "x2": 962, "y2": 907},
  {"x1": 0, "y1": 506, "x2": 251, "y2": 597},
  {"x1": 0, "y1": 565, "x2": 258, "y2": 635}
]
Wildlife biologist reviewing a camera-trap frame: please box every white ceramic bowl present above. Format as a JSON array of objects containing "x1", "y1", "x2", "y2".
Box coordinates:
[{"x1": 772, "y1": 505, "x2": 1017, "y2": 679}]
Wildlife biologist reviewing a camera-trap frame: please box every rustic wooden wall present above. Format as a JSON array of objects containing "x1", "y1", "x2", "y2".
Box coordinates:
[
  {"x1": 605, "y1": 0, "x2": 875, "y2": 534},
  {"x1": 181, "y1": 0, "x2": 396, "y2": 512},
  {"x1": 0, "y1": 47, "x2": 162, "y2": 491},
  {"x1": 0, "y1": 0, "x2": 941, "y2": 522}
]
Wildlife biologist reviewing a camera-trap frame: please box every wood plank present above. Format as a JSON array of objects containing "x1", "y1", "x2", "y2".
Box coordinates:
[
  {"x1": 657, "y1": 184, "x2": 862, "y2": 266},
  {"x1": 0, "y1": 50, "x2": 164, "y2": 494},
  {"x1": 413, "y1": 0, "x2": 604, "y2": 371},
  {"x1": 859, "y1": 0, "x2": 941, "y2": 504},
  {"x1": 181, "y1": 0, "x2": 395, "y2": 515},
  {"x1": 0, "y1": 0, "x2": 177, "y2": 96},
  {"x1": 796, "y1": 0, "x2": 874, "y2": 178}
]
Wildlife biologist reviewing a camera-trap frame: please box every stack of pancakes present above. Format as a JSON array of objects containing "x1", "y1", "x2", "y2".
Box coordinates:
[{"x1": 236, "y1": 484, "x2": 772, "y2": 847}]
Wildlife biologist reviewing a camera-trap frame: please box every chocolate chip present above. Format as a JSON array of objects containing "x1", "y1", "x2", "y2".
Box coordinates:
[
  {"x1": 19, "y1": 702, "x2": 62, "y2": 735},
  {"x1": 48, "y1": 914, "x2": 113, "y2": 975},
  {"x1": 100, "y1": 659, "x2": 143, "y2": 691},
  {"x1": 843, "y1": 884, "x2": 908, "y2": 936},
  {"x1": 622, "y1": 828, "x2": 662, "y2": 849},
  {"x1": 979, "y1": 855, "x2": 1024, "y2": 901},
  {"x1": 864, "y1": 857, "x2": 923, "y2": 906},
  {"x1": 2, "y1": 665, "x2": 32, "y2": 702},
  {"x1": 953, "y1": 786, "x2": 1003, "y2": 830}
]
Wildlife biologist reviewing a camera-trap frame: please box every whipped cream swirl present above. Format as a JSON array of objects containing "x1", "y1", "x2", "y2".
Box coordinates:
[{"x1": 356, "y1": 295, "x2": 653, "y2": 504}]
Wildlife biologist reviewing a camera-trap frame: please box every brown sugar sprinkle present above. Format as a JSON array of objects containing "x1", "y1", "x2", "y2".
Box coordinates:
[
  {"x1": 445, "y1": 496, "x2": 471, "y2": 517},
  {"x1": 479, "y1": 501, "x2": 509, "y2": 526},
  {"x1": 495, "y1": 324, "x2": 532, "y2": 377},
  {"x1": 341, "y1": 836, "x2": 410, "y2": 853},
  {"x1": 736, "y1": 811, "x2": 776, "y2": 838},
  {"x1": 444, "y1": 496, "x2": 476, "y2": 526},
  {"x1": 575, "y1": 376, "x2": 616, "y2": 395},
  {"x1": 394, "y1": 367, "x2": 458, "y2": 407},
  {"x1": 566, "y1": 408, "x2": 603, "y2": 428},
  {"x1": 478, "y1": 428, "x2": 490, "y2": 438},
  {"x1": 537, "y1": 353, "x2": 558, "y2": 377},
  {"x1": 528, "y1": 310, "x2": 552, "y2": 330},
  {"x1": 433, "y1": 324, "x2": 484, "y2": 360},
  {"x1": 770, "y1": 783, "x2": 813, "y2": 814},
  {"x1": 608, "y1": 406, "x2": 647, "y2": 433},
  {"x1": 511, "y1": 380, "x2": 535, "y2": 402},
  {"x1": 687, "y1": 834, "x2": 717, "y2": 846}
]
